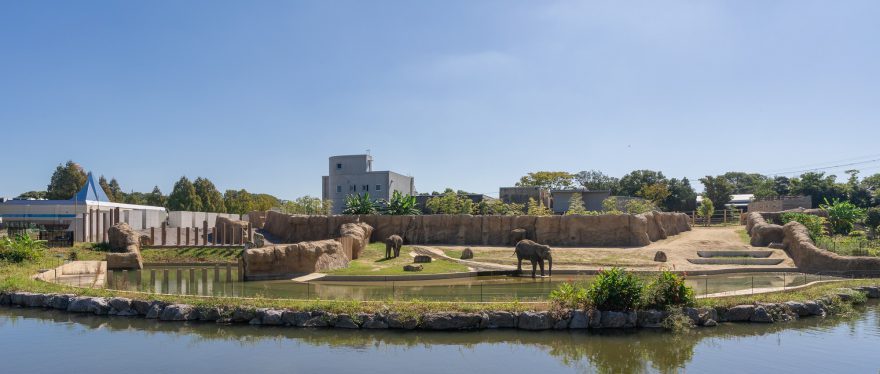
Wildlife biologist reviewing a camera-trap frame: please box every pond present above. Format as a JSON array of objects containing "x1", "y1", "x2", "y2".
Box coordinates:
[
  {"x1": 85, "y1": 266, "x2": 841, "y2": 302},
  {"x1": 1, "y1": 303, "x2": 878, "y2": 373}
]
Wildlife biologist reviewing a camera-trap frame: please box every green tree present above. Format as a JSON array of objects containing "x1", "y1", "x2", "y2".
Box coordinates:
[
  {"x1": 108, "y1": 178, "x2": 123, "y2": 202},
  {"x1": 516, "y1": 171, "x2": 574, "y2": 190},
  {"x1": 251, "y1": 193, "x2": 280, "y2": 212},
  {"x1": 16, "y1": 191, "x2": 47, "y2": 199},
  {"x1": 637, "y1": 183, "x2": 670, "y2": 208},
  {"x1": 526, "y1": 197, "x2": 552, "y2": 216},
  {"x1": 425, "y1": 191, "x2": 473, "y2": 214},
  {"x1": 342, "y1": 193, "x2": 378, "y2": 215},
  {"x1": 699, "y1": 175, "x2": 734, "y2": 209},
  {"x1": 820, "y1": 198, "x2": 866, "y2": 235},
  {"x1": 167, "y1": 176, "x2": 203, "y2": 211},
  {"x1": 98, "y1": 175, "x2": 112, "y2": 200},
  {"x1": 223, "y1": 189, "x2": 253, "y2": 214},
  {"x1": 123, "y1": 191, "x2": 147, "y2": 205},
  {"x1": 565, "y1": 193, "x2": 588, "y2": 215},
  {"x1": 790, "y1": 172, "x2": 846, "y2": 208},
  {"x1": 602, "y1": 197, "x2": 622, "y2": 214},
  {"x1": 281, "y1": 196, "x2": 325, "y2": 215},
  {"x1": 193, "y1": 177, "x2": 226, "y2": 213},
  {"x1": 624, "y1": 199, "x2": 656, "y2": 214},
  {"x1": 663, "y1": 177, "x2": 697, "y2": 212},
  {"x1": 697, "y1": 197, "x2": 714, "y2": 227},
  {"x1": 46, "y1": 161, "x2": 87, "y2": 200},
  {"x1": 574, "y1": 170, "x2": 620, "y2": 192},
  {"x1": 844, "y1": 170, "x2": 873, "y2": 208},
  {"x1": 865, "y1": 207, "x2": 880, "y2": 233},
  {"x1": 618, "y1": 170, "x2": 667, "y2": 197},
  {"x1": 721, "y1": 172, "x2": 768, "y2": 194},
  {"x1": 473, "y1": 199, "x2": 524, "y2": 215},
  {"x1": 382, "y1": 190, "x2": 421, "y2": 215},
  {"x1": 145, "y1": 186, "x2": 166, "y2": 207}
]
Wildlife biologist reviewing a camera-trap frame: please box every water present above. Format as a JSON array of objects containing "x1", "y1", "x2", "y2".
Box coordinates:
[
  {"x1": 93, "y1": 266, "x2": 840, "y2": 301},
  {"x1": 1, "y1": 303, "x2": 879, "y2": 373}
]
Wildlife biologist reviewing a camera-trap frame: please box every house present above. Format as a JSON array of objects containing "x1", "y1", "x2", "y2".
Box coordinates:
[
  {"x1": 748, "y1": 195, "x2": 812, "y2": 212},
  {"x1": 321, "y1": 154, "x2": 415, "y2": 214},
  {"x1": 550, "y1": 189, "x2": 611, "y2": 214},
  {"x1": 499, "y1": 186, "x2": 551, "y2": 208}
]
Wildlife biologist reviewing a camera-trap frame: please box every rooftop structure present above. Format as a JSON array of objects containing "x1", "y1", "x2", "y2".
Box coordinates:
[{"x1": 322, "y1": 154, "x2": 415, "y2": 214}]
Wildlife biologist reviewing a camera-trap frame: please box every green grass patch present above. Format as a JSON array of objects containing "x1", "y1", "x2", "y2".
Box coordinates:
[
  {"x1": 326, "y1": 243, "x2": 469, "y2": 275},
  {"x1": 736, "y1": 228, "x2": 751, "y2": 245}
]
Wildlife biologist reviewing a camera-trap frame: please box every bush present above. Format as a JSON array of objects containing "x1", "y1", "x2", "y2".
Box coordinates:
[
  {"x1": 849, "y1": 230, "x2": 866, "y2": 238},
  {"x1": 586, "y1": 267, "x2": 643, "y2": 311},
  {"x1": 0, "y1": 235, "x2": 46, "y2": 263},
  {"x1": 781, "y1": 212, "x2": 827, "y2": 241},
  {"x1": 820, "y1": 198, "x2": 866, "y2": 235},
  {"x1": 549, "y1": 282, "x2": 588, "y2": 309},
  {"x1": 642, "y1": 271, "x2": 695, "y2": 309}
]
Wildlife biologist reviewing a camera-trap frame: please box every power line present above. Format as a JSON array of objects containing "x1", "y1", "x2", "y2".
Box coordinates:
[
  {"x1": 762, "y1": 152, "x2": 880, "y2": 174},
  {"x1": 768, "y1": 159, "x2": 880, "y2": 176}
]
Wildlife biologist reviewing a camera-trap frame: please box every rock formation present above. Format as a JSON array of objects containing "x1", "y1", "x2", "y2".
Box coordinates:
[{"x1": 106, "y1": 223, "x2": 143, "y2": 270}]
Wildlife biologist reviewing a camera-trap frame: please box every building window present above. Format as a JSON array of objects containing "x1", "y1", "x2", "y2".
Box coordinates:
[
  {"x1": 336, "y1": 163, "x2": 342, "y2": 169},
  {"x1": 350, "y1": 185, "x2": 356, "y2": 192},
  {"x1": 375, "y1": 185, "x2": 381, "y2": 191},
  {"x1": 362, "y1": 185, "x2": 369, "y2": 191},
  {"x1": 336, "y1": 185, "x2": 342, "y2": 193}
]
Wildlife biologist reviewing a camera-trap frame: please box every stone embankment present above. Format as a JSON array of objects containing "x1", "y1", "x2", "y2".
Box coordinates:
[{"x1": 2, "y1": 286, "x2": 877, "y2": 330}]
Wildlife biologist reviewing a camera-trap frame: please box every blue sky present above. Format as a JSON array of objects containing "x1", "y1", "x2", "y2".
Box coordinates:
[{"x1": 2, "y1": 1, "x2": 879, "y2": 199}]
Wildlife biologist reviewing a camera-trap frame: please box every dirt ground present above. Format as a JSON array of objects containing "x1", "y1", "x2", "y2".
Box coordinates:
[{"x1": 429, "y1": 226, "x2": 795, "y2": 272}]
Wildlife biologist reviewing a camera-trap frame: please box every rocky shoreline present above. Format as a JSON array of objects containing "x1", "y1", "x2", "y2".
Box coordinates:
[{"x1": 2, "y1": 286, "x2": 878, "y2": 331}]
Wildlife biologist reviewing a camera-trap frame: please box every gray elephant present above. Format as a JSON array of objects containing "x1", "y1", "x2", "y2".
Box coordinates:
[
  {"x1": 385, "y1": 235, "x2": 403, "y2": 259},
  {"x1": 514, "y1": 239, "x2": 552, "y2": 278}
]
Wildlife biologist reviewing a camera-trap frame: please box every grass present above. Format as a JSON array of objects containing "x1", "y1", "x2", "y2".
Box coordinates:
[
  {"x1": 324, "y1": 243, "x2": 469, "y2": 275},
  {"x1": 736, "y1": 228, "x2": 751, "y2": 245},
  {"x1": 815, "y1": 236, "x2": 880, "y2": 257},
  {"x1": 698, "y1": 279, "x2": 878, "y2": 308},
  {"x1": 441, "y1": 246, "x2": 654, "y2": 268}
]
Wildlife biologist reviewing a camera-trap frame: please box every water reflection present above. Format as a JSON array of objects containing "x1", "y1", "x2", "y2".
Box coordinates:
[{"x1": 1, "y1": 303, "x2": 877, "y2": 373}]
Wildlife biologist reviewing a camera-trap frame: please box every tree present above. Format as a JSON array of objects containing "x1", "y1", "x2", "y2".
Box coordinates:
[
  {"x1": 108, "y1": 178, "x2": 123, "y2": 202},
  {"x1": 844, "y1": 170, "x2": 873, "y2": 208},
  {"x1": 425, "y1": 191, "x2": 473, "y2": 214},
  {"x1": 16, "y1": 191, "x2": 47, "y2": 199},
  {"x1": 624, "y1": 199, "x2": 656, "y2": 214},
  {"x1": 790, "y1": 172, "x2": 846, "y2": 208},
  {"x1": 342, "y1": 193, "x2": 378, "y2": 215},
  {"x1": 382, "y1": 191, "x2": 421, "y2": 215},
  {"x1": 618, "y1": 170, "x2": 667, "y2": 197},
  {"x1": 167, "y1": 176, "x2": 203, "y2": 211},
  {"x1": 526, "y1": 197, "x2": 552, "y2": 216},
  {"x1": 251, "y1": 194, "x2": 280, "y2": 212},
  {"x1": 223, "y1": 189, "x2": 253, "y2": 214},
  {"x1": 98, "y1": 175, "x2": 112, "y2": 200},
  {"x1": 574, "y1": 170, "x2": 619, "y2": 192},
  {"x1": 281, "y1": 196, "x2": 332, "y2": 215},
  {"x1": 699, "y1": 175, "x2": 734, "y2": 209},
  {"x1": 663, "y1": 178, "x2": 697, "y2": 212},
  {"x1": 602, "y1": 197, "x2": 622, "y2": 213},
  {"x1": 865, "y1": 207, "x2": 880, "y2": 233},
  {"x1": 145, "y1": 186, "x2": 166, "y2": 207},
  {"x1": 565, "y1": 193, "x2": 588, "y2": 215},
  {"x1": 123, "y1": 191, "x2": 147, "y2": 205},
  {"x1": 721, "y1": 172, "x2": 768, "y2": 194},
  {"x1": 472, "y1": 200, "x2": 524, "y2": 215},
  {"x1": 753, "y1": 178, "x2": 779, "y2": 199},
  {"x1": 46, "y1": 161, "x2": 87, "y2": 200},
  {"x1": 516, "y1": 171, "x2": 574, "y2": 190},
  {"x1": 637, "y1": 183, "x2": 671, "y2": 207},
  {"x1": 820, "y1": 198, "x2": 866, "y2": 235},
  {"x1": 193, "y1": 177, "x2": 226, "y2": 213},
  {"x1": 697, "y1": 197, "x2": 714, "y2": 227}
]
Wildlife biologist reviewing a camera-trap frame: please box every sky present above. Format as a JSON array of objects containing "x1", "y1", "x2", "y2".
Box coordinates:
[{"x1": 2, "y1": 0, "x2": 879, "y2": 200}]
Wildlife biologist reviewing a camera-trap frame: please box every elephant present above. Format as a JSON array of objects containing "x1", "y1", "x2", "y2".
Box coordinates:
[
  {"x1": 510, "y1": 228, "x2": 527, "y2": 245},
  {"x1": 514, "y1": 239, "x2": 552, "y2": 278},
  {"x1": 385, "y1": 235, "x2": 403, "y2": 259}
]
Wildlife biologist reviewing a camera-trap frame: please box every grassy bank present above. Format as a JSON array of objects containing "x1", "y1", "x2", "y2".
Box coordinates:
[{"x1": 324, "y1": 243, "x2": 469, "y2": 275}]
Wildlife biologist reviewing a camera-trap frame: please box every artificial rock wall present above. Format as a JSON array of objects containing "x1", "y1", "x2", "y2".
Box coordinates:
[{"x1": 261, "y1": 211, "x2": 690, "y2": 247}]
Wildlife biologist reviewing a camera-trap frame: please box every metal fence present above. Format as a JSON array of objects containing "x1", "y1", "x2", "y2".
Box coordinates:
[{"x1": 687, "y1": 209, "x2": 743, "y2": 226}]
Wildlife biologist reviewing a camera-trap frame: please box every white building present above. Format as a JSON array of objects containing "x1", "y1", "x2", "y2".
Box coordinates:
[{"x1": 321, "y1": 154, "x2": 415, "y2": 214}]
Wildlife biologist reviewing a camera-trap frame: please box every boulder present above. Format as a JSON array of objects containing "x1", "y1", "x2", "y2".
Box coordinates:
[
  {"x1": 243, "y1": 239, "x2": 351, "y2": 280},
  {"x1": 106, "y1": 222, "x2": 144, "y2": 270},
  {"x1": 251, "y1": 309, "x2": 283, "y2": 325},
  {"x1": 422, "y1": 313, "x2": 482, "y2": 330},
  {"x1": 684, "y1": 307, "x2": 717, "y2": 326},
  {"x1": 724, "y1": 305, "x2": 755, "y2": 322},
  {"x1": 339, "y1": 222, "x2": 373, "y2": 260},
  {"x1": 160, "y1": 304, "x2": 199, "y2": 321},
  {"x1": 703, "y1": 319, "x2": 718, "y2": 327},
  {"x1": 460, "y1": 248, "x2": 474, "y2": 260},
  {"x1": 768, "y1": 242, "x2": 785, "y2": 249},
  {"x1": 281, "y1": 311, "x2": 311, "y2": 327},
  {"x1": 231, "y1": 308, "x2": 257, "y2": 323},
  {"x1": 804, "y1": 301, "x2": 825, "y2": 317},
  {"x1": 11, "y1": 292, "x2": 47, "y2": 308},
  {"x1": 48, "y1": 294, "x2": 73, "y2": 310},
  {"x1": 214, "y1": 216, "x2": 249, "y2": 245},
  {"x1": 131, "y1": 300, "x2": 156, "y2": 315},
  {"x1": 359, "y1": 313, "x2": 389, "y2": 329},
  {"x1": 637, "y1": 310, "x2": 667, "y2": 328},
  {"x1": 854, "y1": 286, "x2": 880, "y2": 299},
  {"x1": 413, "y1": 255, "x2": 432, "y2": 263},
  {"x1": 198, "y1": 307, "x2": 222, "y2": 322},
  {"x1": 145, "y1": 303, "x2": 164, "y2": 319},
  {"x1": 403, "y1": 264, "x2": 423, "y2": 272},
  {"x1": 108, "y1": 297, "x2": 137, "y2": 316},
  {"x1": 67, "y1": 297, "x2": 110, "y2": 315},
  {"x1": 333, "y1": 314, "x2": 361, "y2": 329},
  {"x1": 653, "y1": 251, "x2": 667, "y2": 262},
  {"x1": 588, "y1": 310, "x2": 602, "y2": 329},
  {"x1": 600, "y1": 311, "x2": 627, "y2": 328},
  {"x1": 0, "y1": 293, "x2": 9, "y2": 306},
  {"x1": 301, "y1": 311, "x2": 331, "y2": 328},
  {"x1": 517, "y1": 311, "x2": 553, "y2": 330},
  {"x1": 784, "y1": 301, "x2": 809, "y2": 317},
  {"x1": 569, "y1": 310, "x2": 589, "y2": 329},
  {"x1": 750, "y1": 306, "x2": 773, "y2": 323},
  {"x1": 484, "y1": 311, "x2": 517, "y2": 329}
]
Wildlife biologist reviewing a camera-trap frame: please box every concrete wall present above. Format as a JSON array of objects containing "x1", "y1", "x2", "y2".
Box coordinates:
[
  {"x1": 499, "y1": 187, "x2": 550, "y2": 208},
  {"x1": 166, "y1": 211, "x2": 242, "y2": 228},
  {"x1": 261, "y1": 211, "x2": 691, "y2": 247},
  {"x1": 748, "y1": 196, "x2": 813, "y2": 212},
  {"x1": 550, "y1": 190, "x2": 611, "y2": 214}
]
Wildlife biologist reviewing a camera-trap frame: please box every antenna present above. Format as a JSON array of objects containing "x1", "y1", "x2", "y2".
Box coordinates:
[{"x1": 366, "y1": 149, "x2": 371, "y2": 156}]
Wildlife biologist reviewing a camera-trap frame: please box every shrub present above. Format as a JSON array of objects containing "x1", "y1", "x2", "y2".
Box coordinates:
[
  {"x1": 697, "y1": 198, "x2": 714, "y2": 227},
  {"x1": 0, "y1": 235, "x2": 46, "y2": 263},
  {"x1": 586, "y1": 267, "x2": 643, "y2": 311},
  {"x1": 549, "y1": 282, "x2": 588, "y2": 309},
  {"x1": 342, "y1": 193, "x2": 378, "y2": 215},
  {"x1": 381, "y1": 191, "x2": 421, "y2": 215},
  {"x1": 849, "y1": 230, "x2": 866, "y2": 238},
  {"x1": 866, "y1": 207, "x2": 880, "y2": 232},
  {"x1": 642, "y1": 271, "x2": 695, "y2": 309},
  {"x1": 781, "y1": 212, "x2": 827, "y2": 241},
  {"x1": 820, "y1": 198, "x2": 866, "y2": 235}
]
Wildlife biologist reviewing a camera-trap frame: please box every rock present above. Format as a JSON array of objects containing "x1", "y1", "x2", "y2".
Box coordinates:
[
  {"x1": 282, "y1": 311, "x2": 311, "y2": 327},
  {"x1": 106, "y1": 222, "x2": 144, "y2": 270},
  {"x1": 302, "y1": 311, "x2": 331, "y2": 328},
  {"x1": 703, "y1": 319, "x2": 718, "y2": 327},
  {"x1": 10, "y1": 292, "x2": 46, "y2": 308},
  {"x1": 854, "y1": 286, "x2": 880, "y2": 299},
  {"x1": 242, "y1": 239, "x2": 355, "y2": 280},
  {"x1": 569, "y1": 310, "x2": 589, "y2": 329},
  {"x1": 0, "y1": 293, "x2": 9, "y2": 305},
  {"x1": 588, "y1": 310, "x2": 602, "y2": 329},
  {"x1": 553, "y1": 316, "x2": 571, "y2": 330},
  {"x1": 517, "y1": 311, "x2": 553, "y2": 330},
  {"x1": 160, "y1": 304, "x2": 199, "y2": 321},
  {"x1": 413, "y1": 255, "x2": 432, "y2": 263},
  {"x1": 460, "y1": 247, "x2": 474, "y2": 260},
  {"x1": 804, "y1": 301, "x2": 825, "y2": 317},
  {"x1": 422, "y1": 313, "x2": 482, "y2": 330},
  {"x1": 139, "y1": 234, "x2": 153, "y2": 246},
  {"x1": 684, "y1": 307, "x2": 717, "y2": 325},
  {"x1": 108, "y1": 297, "x2": 137, "y2": 316},
  {"x1": 784, "y1": 301, "x2": 809, "y2": 317},
  {"x1": 403, "y1": 264, "x2": 423, "y2": 272},
  {"x1": 484, "y1": 311, "x2": 517, "y2": 329},
  {"x1": 653, "y1": 251, "x2": 667, "y2": 262},
  {"x1": 724, "y1": 305, "x2": 755, "y2": 322},
  {"x1": 251, "y1": 309, "x2": 283, "y2": 325},
  {"x1": 214, "y1": 216, "x2": 250, "y2": 245},
  {"x1": 600, "y1": 311, "x2": 628, "y2": 328},
  {"x1": 359, "y1": 313, "x2": 388, "y2": 329},
  {"x1": 231, "y1": 308, "x2": 256, "y2": 323},
  {"x1": 768, "y1": 242, "x2": 785, "y2": 249},
  {"x1": 333, "y1": 314, "x2": 360, "y2": 329},
  {"x1": 750, "y1": 306, "x2": 773, "y2": 323},
  {"x1": 198, "y1": 307, "x2": 222, "y2": 322},
  {"x1": 339, "y1": 222, "x2": 373, "y2": 259},
  {"x1": 67, "y1": 297, "x2": 110, "y2": 315},
  {"x1": 48, "y1": 294, "x2": 72, "y2": 310},
  {"x1": 386, "y1": 313, "x2": 419, "y2": 330},
  {"x1": 131, "y1": 300, "x2": 156, "y2": 315},
  {"x1": 637, "y1": 310, "x2": 667, "y2": 328},
  {"x1": 145, "y1": 303, "x2": 164, "y2": 319}
]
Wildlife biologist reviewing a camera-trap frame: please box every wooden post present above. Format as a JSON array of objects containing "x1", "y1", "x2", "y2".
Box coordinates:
[
  {"x1": 239, "y1": 227, "x2": 245, "y2": 245},
  {"x1": 214, "y1": 264, "x2": 220, "y2": 282},
  {"x1": 177, "y1": 269, "x2": 183, "y2": 290},
  {"x1": 161, "y1": 222, "x2": 167, "y2": 246},
  {"x1": 114, "y1": 207, "x2": 120, "y2": 225},
  {"x1": 201, "y1": 268, "x2": 208, "y2": 288},
  {"x1": 226, "y1": 264, "x2": 232, "y2": 282},
  {"x1": 150, "y1": 269, "x2": 156, "y2": 290},
  {"x1": 222, "y1": 223, "x2": 228, "y2": 245},
  {"x1": 102, "y1": 212, "x2": 108, "y2": 243},
  {"x1": 194, "y1": 227, "x2": 199, "y2": 246},
  {"x1": 724, "y1": 209, "x2": 728, "y2": 224},
  {"x1": 162, "y1": 269, "x2": 169, "y2": 292},
  {"x1": 247, "y1": 222, "x2": 252, "y2": 242},
  {"x1": 203, "y1": 220, "x2": 208, "y2": 244},
  {"x1": 107, "y1": 270, "x2": 114, "y2": 288},
  {"x1": 189, "y1": 268, "x2": 195, "y2": 290},
  {"x1": 176, "y1": 227, "x2": 181, "y2": 247},
  {"x1": 185, "y1": 227, "x2": 190, "y2": 247},
  {"x1": 81, "y1": 213, "x2": 88, "y2": 243},
  {"x1": 150, "y1": 227, "x2": 155, "y2": 246},
  {"x1": 211, "y1": 227, "x2": 217, "y2": 246}
]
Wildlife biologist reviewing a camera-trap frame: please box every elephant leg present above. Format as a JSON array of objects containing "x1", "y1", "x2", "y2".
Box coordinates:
[
  {"x1": 531, "y1": 261, "x2": 537, "y2": 278},
  {"x1": 516, "y1": 256, "x2": 522, "y2": 274},
  {"x1": 538, "y1": 259, "x2": 545, "y2": 277},
  {"x1": 385, "y1": 245, "x2": 390, "y2": 259}
]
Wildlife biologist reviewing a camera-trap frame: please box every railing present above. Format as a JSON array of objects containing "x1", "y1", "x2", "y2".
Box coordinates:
[{"x1": 687, "y1": 209, "x2": 743, "y2": 226}]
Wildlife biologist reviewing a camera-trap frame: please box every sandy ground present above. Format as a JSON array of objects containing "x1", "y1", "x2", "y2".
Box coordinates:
[{"x1": 428, "y1": 226, "x2": 795, "y2": 272}]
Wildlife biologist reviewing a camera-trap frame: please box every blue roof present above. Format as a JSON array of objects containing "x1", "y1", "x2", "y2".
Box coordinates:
[{"x1": 70, "y1": 172, "x2": 111, "y2": 203}]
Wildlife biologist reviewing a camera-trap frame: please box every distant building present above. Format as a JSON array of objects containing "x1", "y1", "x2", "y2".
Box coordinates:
[
  {"x1": 499, "y1": 186, "x2": 551, "y2": 208},
  {"x1": 696, "y1": 194, "x2": 755, "y2": 211},
  {"x1": 322, "y1": 154, "x2": 415, "y2": 214},
  {"x1": 550, "y1": 189, "x2": 611, "y2": 214},
  {"x1": 747, "y1": 195, "x2": 812, "y2": 212},
  {"x1": 415, "y1": 193, "x2": 496, "y2": 213}
]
